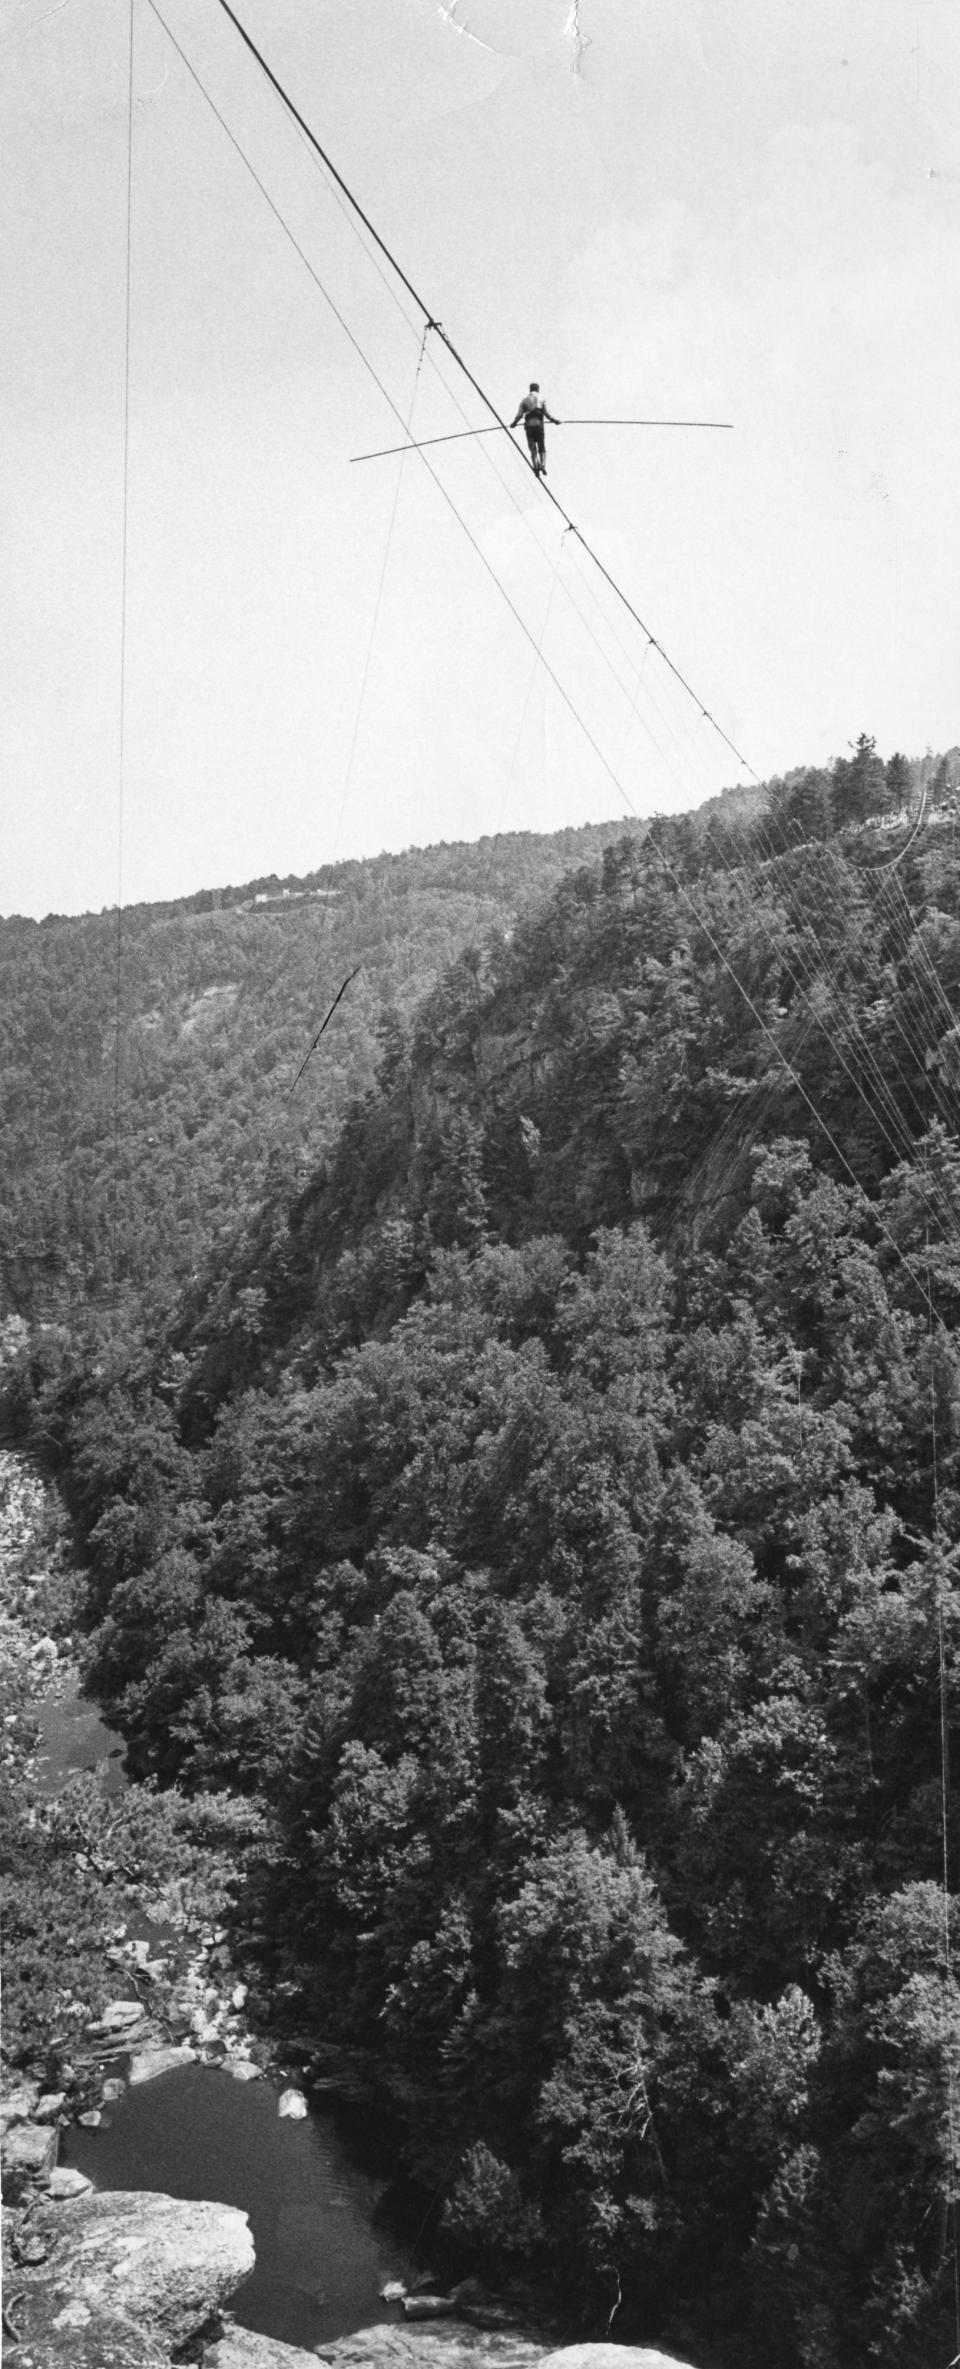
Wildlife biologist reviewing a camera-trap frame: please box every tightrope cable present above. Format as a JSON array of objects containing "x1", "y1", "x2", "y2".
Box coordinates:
[{"x1": 209, "y1": 0, "x2": 755, "y2": 783}]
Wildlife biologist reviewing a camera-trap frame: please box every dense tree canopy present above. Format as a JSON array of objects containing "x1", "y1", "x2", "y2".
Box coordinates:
[{"x1": 4, "y1": 747, "x2": 960, "y2": 2368}]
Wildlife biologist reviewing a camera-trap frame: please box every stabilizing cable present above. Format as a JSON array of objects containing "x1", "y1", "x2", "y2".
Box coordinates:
[{"x1": 288, "y1": 968, "x2": 361, "y2": 1096}]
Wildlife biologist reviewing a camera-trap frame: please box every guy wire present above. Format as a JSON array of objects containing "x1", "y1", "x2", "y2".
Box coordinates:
[
  {"x1": 111, "y1": 0, "x2": 136, "y2": 1327},
  {"x1": 926, "y1": 1222, "x2": 960, "y2": 2365}
]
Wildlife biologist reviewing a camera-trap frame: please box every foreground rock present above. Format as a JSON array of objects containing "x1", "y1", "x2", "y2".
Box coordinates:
[{"x1": 3, "y1": 2187, "x2": 254, "y2": 2367}]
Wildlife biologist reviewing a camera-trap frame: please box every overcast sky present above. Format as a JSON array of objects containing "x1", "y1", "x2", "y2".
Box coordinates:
[{"x1": 3, "y1": 0, "x2": 959, "y2": 918}]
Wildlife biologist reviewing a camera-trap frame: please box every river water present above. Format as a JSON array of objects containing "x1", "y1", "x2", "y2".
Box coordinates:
[
  {"x1": 40, "y1": 1680, "x2": 408, "y2": 2349},
  {"x1": 63, "y1": 2065, "x2": 406, "y2": 2350}
]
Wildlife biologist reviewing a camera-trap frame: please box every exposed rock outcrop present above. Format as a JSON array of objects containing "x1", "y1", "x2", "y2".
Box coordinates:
[{"x1": 2, "y1": 2187, "x2": 254, "y2": 2368}]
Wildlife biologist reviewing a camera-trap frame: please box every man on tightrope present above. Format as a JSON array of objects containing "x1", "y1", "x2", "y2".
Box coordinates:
[{"x1": 510, "y1": 382, "x2": 560, "y2": 477}]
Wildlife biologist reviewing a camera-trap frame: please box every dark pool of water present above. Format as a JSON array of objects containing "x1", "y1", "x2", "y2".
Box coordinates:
[
  {"x1": 40, "y1": 1679, "x2": 409, "y2": 2345},
  {"x1": 32, "y1": 1682, "x2": 127, "y2": 1797},
  {"x1": 63, "y1": 2065, "x2": 408, "y2": 2350}
]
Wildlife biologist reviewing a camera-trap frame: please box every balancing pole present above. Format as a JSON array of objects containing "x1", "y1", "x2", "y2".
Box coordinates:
[{"x1": 350, "y1": 419, "x2": 733, "y2": 463}]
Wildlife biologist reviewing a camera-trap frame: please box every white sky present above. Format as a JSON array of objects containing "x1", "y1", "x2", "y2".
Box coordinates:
[{"x1": 3, "y1": 0, "x2": 959, "y2": 918}]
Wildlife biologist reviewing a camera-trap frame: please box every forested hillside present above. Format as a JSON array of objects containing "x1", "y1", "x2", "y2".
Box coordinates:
[
  {"x1": 5, "y1": 741, "x2": 960, "y2": 2369},
  {"x1": 0, "y1": 820, "x2": 631, "y2": 1325}
]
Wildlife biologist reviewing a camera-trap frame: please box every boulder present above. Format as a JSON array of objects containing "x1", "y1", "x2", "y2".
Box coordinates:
[
  {"x1": 86, "y1": 2000, "x2": 145, "y2": 2038},
  {"x1": 205, "y1": 2327, "x2": 330, "y2": 2366},
  {"x1": 277, "y1": 2088, "x2": 308, "y2": 2120},
  {"x1": 540, "y1": 2349, "x2": 699, "y2": 2369},
  {"x1": 127, "y1": 2043, "x2": 197, "y2": 2085},
  {"x1": 35, "y1": 2091, "x2": 68, "y2": 2122},
  {"x1": 193, "y1": 2011, "x2": 224, "y2": 2044},
  {"x1": 167, "y1": 1993, "x2": 200, "y2": 2039},
  {"x1": 5, "y1": 2187, "x2": 254, "y2": 2367},
  {"x1": 46, "y1": 2166, "x2": 93, "y2": 2199},
  {"x1": 2, "y1": 2116, "x2": 58, "y2": 2201}
]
